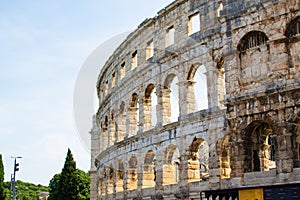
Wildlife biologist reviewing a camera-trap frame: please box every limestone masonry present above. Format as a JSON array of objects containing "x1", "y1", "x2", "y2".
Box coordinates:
[{"x1": 90, "y1": 0, "x2": 300, "y2": 199}]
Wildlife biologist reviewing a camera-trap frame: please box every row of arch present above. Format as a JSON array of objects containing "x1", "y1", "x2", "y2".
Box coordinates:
[
  {"x1": 97, "y1": 138, "x2": 209, "y2": 196},
  {"x1": 97, "y1": 116, "x2": 300, "y2": 197},
  {"x1": 98, "y1": 64, "x2": 216, "y2": 151},
  {"x1": 97, "y1": 16, "x2": 300, "y2": 152}
]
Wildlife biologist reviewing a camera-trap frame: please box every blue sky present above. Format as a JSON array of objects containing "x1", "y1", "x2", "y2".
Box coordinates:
[{"x1": 0, "y1": 0, "x2": 173, "y2": 185}]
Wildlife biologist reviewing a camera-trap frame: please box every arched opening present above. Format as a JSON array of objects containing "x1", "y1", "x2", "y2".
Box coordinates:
[
  {"x1": 162, "y1": 74, "x2": 179, "y2": 125},
  {"x1": 194, "y1": 65, "x2": 208, "y2": 111},
  {"x1": 220, "y1": 135, "x2": 231, "y2": 179},
  {"x1": 243, "y1": 121, "x2": 276, "y2": 172},
  {"x1": 116, "y1": 160, "x2": 124, "y2": 193},
  {"x1": 129, "y1": 93, "x2": 139, "y2": 136},
  {"x1": 127, "y1": 155, "x2": 138, "y2": 190},
  {"x1": 163, "y1": 145, "x2": 180, "y2": 185},
  {"x1": 144, "y1": 84, "x2": 157, "y2": 131},
  {"x1": 188, "y1": 138, "x2": 209, "y2": 182},
  {"x1": 107, "y1": 165, "x2": 114, "y2": 194},
  {"x1": 291, "y1": 116, "x2": 300, "y2": 168},
  {"x1": 286, "y1": 16, "x2": 300, "y2": 68},
  {"x1": 142, "y1": 150, "x2": 155, "y2": 188},
  {"x1": 117, "y1": 101, "x2": 126, "y2": 142},
  {"x1": 237, "y1": 31, "x2": 269, "y2": 86}
]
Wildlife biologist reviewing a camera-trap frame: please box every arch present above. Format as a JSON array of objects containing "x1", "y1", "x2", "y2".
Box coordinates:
[
  {"x1": 286, "y1": 16, "x2": 300, "y2": 68},
  {"x1": 162, "y1": 74, "x2": 179, "y2": 125},
  {"x1": 243, "y1": 121, "x2": 276, "y2": 172},
  {"x1": 220, "y1": 135, "x2": 231, "y2": 179},
  {"x1": 144, "y1": 84, "x2": 157, "y2": 131},
  {"x1": 289, "y1": 114, "x2": 300, "y2": 168},
  {"x1": 237, "y1": 31, "x2": 270, "y2": 86},
  {"x1": 237, "y1": 31, "x2": 269, "y2": 52},
  {"x1": 116, "y1": 160, "x2": 124, "y2": 193},
  {"x1": 129, "y1": 93, "x2": 139, "y2": 136},
  {"x1": 163, "y1": 145, "x2": 180, "y2": 185},
  {"x1": 142, "y1": 150, "x2": 156, "y2": 188},
  {"x1": 186, "y1": 65, "x2": 208, "y2": 113},
  {"x1": 188, "y1": 138, "x2": 209, "y2": 182},
  {"x1": 127, "y1": 155, "x2": 138, "y2": 190}
]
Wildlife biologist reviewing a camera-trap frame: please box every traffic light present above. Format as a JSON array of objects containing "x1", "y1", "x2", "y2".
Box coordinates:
[{"x1": 14, "y1": 163, "x2": 19, "y2": 172}]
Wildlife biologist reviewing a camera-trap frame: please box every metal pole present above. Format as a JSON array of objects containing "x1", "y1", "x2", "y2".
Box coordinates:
[
  {"x1": 10, "y1": 174, "x2": 13, "y2": 200},
  {"x1": 12, "y1": 158, "x2": 16, "y2": 200},
  {"x1": 11, "y1": 156, "x2": 21, "y2": 200}
]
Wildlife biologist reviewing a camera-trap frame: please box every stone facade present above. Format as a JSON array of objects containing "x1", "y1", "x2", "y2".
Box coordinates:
[{"x1": 90, "y1": 0, "x2": 300, "y2": 199}]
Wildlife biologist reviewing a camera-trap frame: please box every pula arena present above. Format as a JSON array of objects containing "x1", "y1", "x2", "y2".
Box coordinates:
[{"x1": 89, "y1": 0, "x2": 300, "y2": 199}]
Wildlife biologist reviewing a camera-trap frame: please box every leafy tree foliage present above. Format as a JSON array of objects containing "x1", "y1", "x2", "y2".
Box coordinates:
[
  {"x1": 3, "y1": 180, "x2": 49, "y2": 200},
  {"x1": 48, "y1": 174, "x2": 60, "y2": 200},
  {"x1": 0, "y1": 154, "x2": 6, "y2": 200},
  {"x1": 49, "y1": 149, "x2": 90, "y2": 200}
]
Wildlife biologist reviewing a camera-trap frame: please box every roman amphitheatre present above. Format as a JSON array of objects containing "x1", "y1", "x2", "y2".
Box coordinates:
[{"x1": 90, "y1": 0, "x2": 300, "y2": 199}]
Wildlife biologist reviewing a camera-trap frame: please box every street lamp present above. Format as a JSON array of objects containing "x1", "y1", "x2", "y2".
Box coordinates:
[{"x1": 11, "y1": 156, "x2": 22, "y2": 200}]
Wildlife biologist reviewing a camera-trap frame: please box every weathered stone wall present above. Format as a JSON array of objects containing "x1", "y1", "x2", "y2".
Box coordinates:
[{"x1": 90, "y1": 0, "x2": 300, "y2": 199}]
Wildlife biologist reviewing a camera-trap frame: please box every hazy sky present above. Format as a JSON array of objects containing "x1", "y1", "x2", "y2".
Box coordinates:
[{"x1": 0, "y1": 0, "x2": 173, "y2": 185}]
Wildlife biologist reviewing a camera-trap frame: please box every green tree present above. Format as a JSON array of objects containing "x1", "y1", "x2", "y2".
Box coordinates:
[
  {"x1": 49, "y1": 149, "x2": 90, "y2": 200},
  {"x1": 48, "y1": 174, "x2": 60, "y2": 200},
  {"x1": 75, "y1": 169, "x2": 90, "y2": 200},
  {"x1": 0, "y1": 154, "x2": 6, "y2": 200}
]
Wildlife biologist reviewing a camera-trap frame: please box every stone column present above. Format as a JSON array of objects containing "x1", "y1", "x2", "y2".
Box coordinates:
[
  {"x1": 128, "y1": 107, "x2": 138, "y2": 137},
  {"x1": 184, "y1": 80, "x2": 196, "y2": 115},
  {"x1": 109, "y1": 119, "x2": 116, "y2": 146},
  {"x1": 90, "y1": 116, "x2": 100, "y2": 200},
  {"x1": 161, "y1": 88, "x2": 171, "y2": 125},
  {"x1": 102, "y1": 127, "x2": 108, "y2": 151},
  {"x1": 154, "y1": 152, "x2": 164, "y2": 191},
  {"x1": 143, "y1": 97, "x2": 152, "y2": 131},
  {"x1": 156, "y1": 87, "x2": 163, "y2": 127},
  {"x1": 89, "y1": 170, "x2": 98, "y2": 200}
]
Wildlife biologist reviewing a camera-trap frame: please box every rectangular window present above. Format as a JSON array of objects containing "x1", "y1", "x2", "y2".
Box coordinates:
[
  {"x1": 131, "y1": 51, "x2": 138, "y2": 69},
  {"x1": 166, "y1": 26, "x2": 175, "y2": 47},
  {"x1": 111, "y1": 72, "x2": 115, "y2": 87},
  {"x1": 146, "y1": 40, "x2": 154, "y2": 60},
  {"x1": 120, "y1": 62, "x2": 125, "y2": 79},
  {"x1": 188, "y1": 13, "x2": 200, "y2": 35}
]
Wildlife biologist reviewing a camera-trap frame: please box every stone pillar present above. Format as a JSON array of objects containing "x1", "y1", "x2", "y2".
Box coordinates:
[
  {"x1": 179, "y1": 154, "x2": 189, "y2": 186},
  {"x1": 109, "y1": 119, "x2": 116, "y2": 146},
  {"x1": 90, "y1": 116, "x2": 100, "y2": 200},
  {"x1": 185, "y1": 80, "x2": 196, "y2": 114},
  {"x1": 143, "y1": 97, "x2": 152, "y2": 131},
  {"x1": 91, "y1": 115, "x2": 100, "y2": 169},
  {"x1": 161, "y1": 88, "x2": 171, "y2": 125},
  {"x1": 276, "y1": 133, "x2": 294, "y2": 173},
  {"x1": 155, "y1": 153, "x2": 164, "y2": 191},
  {"x1": 156, "y1": 87, "x2": 163, "y2": 127},
  {"x1": 90, "y1": 170, "x2": 98, "y2": 200},
  {"x1": 137, "y1": 165, "x2": 143, "y2": 194},
  {"x1": 102, "y1": 127, "x2": 108, "y2": 151},
  {"x1": 117, "y1": 112, "x2": 126, "y2": 142},
  {"x1": 128, "y1": 107, "x2": 138, "y2": 137}
]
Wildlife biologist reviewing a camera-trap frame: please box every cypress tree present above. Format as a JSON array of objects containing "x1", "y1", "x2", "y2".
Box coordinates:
[
  {"x1": 57, "y1": 149, "x2": 78, "y2": 200},
  {"x1": 0, "y1": 154, "x2": 6, "y2": 200},
  {"x1": 48, "y1": 149, "x2": 90, "y2": 200}
]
